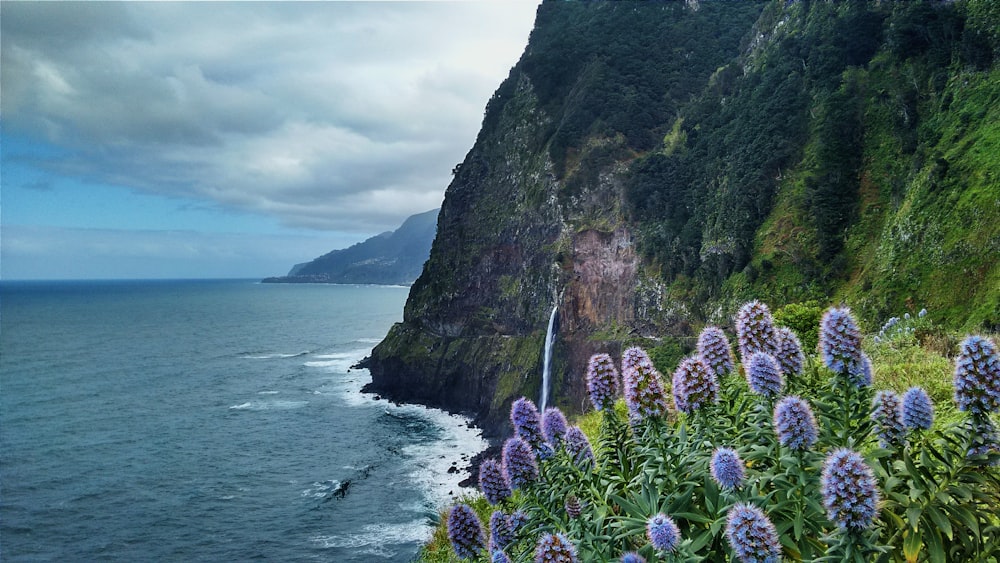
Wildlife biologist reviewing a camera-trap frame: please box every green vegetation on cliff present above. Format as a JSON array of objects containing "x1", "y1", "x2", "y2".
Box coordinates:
[{"x1": 368, "y1": 0, "x2": 1000, "y2": 438}]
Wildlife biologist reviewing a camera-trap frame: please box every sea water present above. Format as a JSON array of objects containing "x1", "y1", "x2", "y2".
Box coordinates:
[{"x1": 0, "y1": 279, "x2": 485, "y2": 561}]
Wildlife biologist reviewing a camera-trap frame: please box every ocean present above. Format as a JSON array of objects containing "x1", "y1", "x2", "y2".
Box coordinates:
[{"x1": 0, "y1": 279, "x2": 486, "y2": 562}]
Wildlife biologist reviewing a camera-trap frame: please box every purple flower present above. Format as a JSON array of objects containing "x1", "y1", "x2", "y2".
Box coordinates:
[
  {"x1": 821, "y1": 449, "x2": 880, "y2": 530},
  {"x1": 479, "y1": 458, "x2": 512, "y2": 505},
  {"x1": 565, "y1": 426, "x2": 595, "y2": 466},
  {"x1": 774, "y1": 327, "x2": 805, "y2": 376},
  {"x1": 511, "y1": 397, "x2": 545, "y2": 448},
  {"x1": 871, "y1": 390, "x2": 905, "y2": 448},
  {"x1": 735, "y1": 300, "x2": 779, "y2": 362},
  {"x1": 542, "y1": 407, "x2": 569, "y2": 447},
  {"x1": 773, "y1": 396, "x2": 818, "y2": 450},
  {"x1": 647, "y1": 512, "x2": 681, "y2": 552},
  {"x1": 509, "y1": 509, "x2": 528, "y2": 532},
  {"x1": 745, "y1": 352, "x2": 783, "y2": 398},
  {"x1": 672, "y1": 356, "x2": 719, "y2": 414},
  {"x1": 954, "y1": 335, "x2": 1000, "y2": 415},
  {"x1": 564, "y1": 495, "x2": 582, "y2": 519},
  {"x1": 620, "y1": 553, "x2": 646, "y2": 563},
  {"x1": 491, "y1": 550, "x2": 512, "y2": 563},
  {"x1": 819, "y1": 307, "x2": 863, "y2": 375},
  {"x1": 489, "y1": 510, "x2": 515, "y2": 552},
  {"x1": 902, "y1": 387, "x2": 934, "y2": 430},
  {"x1": 724, "y1": 503, "x2": 781, "y2": 563},
  {"x1": 502, "y1": 436, "x2": 538, "y2": 490},
  {"x1": 448, "y1": 503, "x2": 486, "y2": 560},
  {"x1": 710, "y1": 447, "x2": 745, "y2": 490},
  {"x1": 534, "y1": 532, "x2": 577, "y2": 563},
  {"x1": 969, "y1": 417, "x2": 1000, "y2": 459},
  {"x1": 848, "y1": 352, "x2": 873, "y2": 387},
  {"x1": 586, "y1": 353, "x2": 620, "y2": 410},
  {"x1": 698, "y1": 326, "x2": 735, "y2": 378},
  {"x1": 621, "y1": 347, "x2": 670, "y2": 421}
]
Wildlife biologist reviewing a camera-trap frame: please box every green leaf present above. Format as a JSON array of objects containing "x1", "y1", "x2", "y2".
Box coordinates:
[
  {"x1": 903, "y1": 529, "x2": 922, "y2": 562},
  {"x1": 925, "y1": 505, "x2": 952, "y2": 541}
]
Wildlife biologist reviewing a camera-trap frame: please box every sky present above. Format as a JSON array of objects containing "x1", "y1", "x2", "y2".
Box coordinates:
[{"x1": 1, "y1": 1, "x2": 540, "y2": 280}]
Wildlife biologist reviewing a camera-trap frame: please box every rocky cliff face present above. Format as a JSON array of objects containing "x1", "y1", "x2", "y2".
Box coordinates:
[{"x1": 366, "y1": 0, "x2": 1000, "y2": 437}]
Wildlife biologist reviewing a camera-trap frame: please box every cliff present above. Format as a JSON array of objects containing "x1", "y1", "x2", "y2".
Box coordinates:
[
  {"x1": 263, "y1": 208, "x2": 438, "y2": 285},
  {"x1": 366, "y1": 0, "x2": 1000, "y2": 437}
]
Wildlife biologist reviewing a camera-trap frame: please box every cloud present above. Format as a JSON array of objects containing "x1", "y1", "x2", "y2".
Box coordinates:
[{"x1": 1, "y1": 1, "x2": 538, "y2": 233}]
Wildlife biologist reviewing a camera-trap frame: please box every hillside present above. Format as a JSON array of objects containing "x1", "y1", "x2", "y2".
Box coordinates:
[
  {"x1": 366, "y1": 0, "x2": 1000, "y2": 436},
  {"x1": 263, "y1": 208, "x2": 438, "y2": 285}
]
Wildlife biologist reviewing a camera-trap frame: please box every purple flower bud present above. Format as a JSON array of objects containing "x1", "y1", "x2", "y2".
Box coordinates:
[
  {"x1": 745, "y1": 352, "x2": 783, "y2": 398},
  {"x1": 542, "y1": 407, "x2": 569, "y2": 447},
  {"x1": 969, "y1": 417, "x2": 1000, "y2": 459},
  {"x1": 821, "y1": 449, "x2": 880, "y2": 530},
  {"x1": 620, "y1": 553, "x2": 646, "y2": 563},
  {"x1": 819, "y1": 307, "x2": 863, "y2": 375},
  {"x1": 954, "y1": 335, "x2": 1000, "y2": 415},
  {"x1": 534, "y1": 532, "x2": 577, "y2": 563},
  {"x1": 448, "y1": 503, "x2": 486, "y2": 560},
  {"x1": 724, "y1": 503, "x2": 781, "y2": 563},
  {"x1": 489, "y1": 510, "x2": 515, "y2": 552},
  {"x1": 622, "y1": 347, "x2": 670, "y2": 421},
  {"x1": 502, "y1": 436, "x2": 538, "y2": 490},
  {"x1": 698, "y1": 326, "x2": 735, "y2": 378},
  {"x1": 565, "y1": 426, "x2": 595, "y2": 466},
  {"x1": 491, "y1": 550, "x2": 512, "y2": 563},
  {"x1": 773, "y1": 396, "x2": 818, "y2": 450},
  {"x1": 710, "y1": 447, "x2": 745, "y2": 489},
  {"x1": 647, "y1": 513, "x2": 681, "y2": 552},
  {"x1": 511, "y1": 397, "x2": 545, "y2": 448},
  {"x1": 774, "y1": 327, "x2": 805, "y2": 376},
  {"x1": 564, "y1": 495, "x2": 582, "y2": 519},
  {"x1": 509, "y1": 509, "x2": 528, "y2": 532},
  {"x1": 479, "y1": 458, "x2": 511, "y2": 505},
  {"x1": 586, "y1": 353, "x2": 620, "y2": 410},
  {"x1": 871, "y1": 390, "x2": 906, "y2": 448},
  {"x1": 672, "y1": 356, "x2": 719, "y2": 414},
  {"x1": 902, "y1": 387, "x2": 934, "y2": 430},
  {"x1": 735, "y1": 300, "x2": 779, "y2": 362}
]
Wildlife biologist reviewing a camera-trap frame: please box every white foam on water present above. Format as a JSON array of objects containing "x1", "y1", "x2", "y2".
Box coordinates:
[
  {"x1": 241, "y1": 352, "x2": 309, "y2": 360},
  {"x1": 310, "y1": 519, "x2": 431, "y2": 551},
  {"x1": 228, "y1": 400, "x2": 308, "y2": 411},
  {"x1": 257, "y1": 390, "x2": 280, "y2": 395},
  {"x1": 303, "y1": 348, "x2": 369, "y2": 373}
]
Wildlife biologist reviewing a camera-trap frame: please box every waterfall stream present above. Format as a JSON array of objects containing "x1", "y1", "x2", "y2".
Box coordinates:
[{"x1": 540, "y1": 304, "x2": 558, "y2": 412}]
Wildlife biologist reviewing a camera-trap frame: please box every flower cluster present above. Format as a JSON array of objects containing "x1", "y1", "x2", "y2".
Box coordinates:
[
  {"x1": 479, "y1": 458, "x2": 512, "y2": 505},
  {"x1": 821, "y1": 449, "x2": 879, "y2": 530},
  {"x1": 502, "y1": 436, "x2": 538, "y2": 490},
  {"x1": 511, "y1": 397, "x2": 546, "y2": 448},
  {"x1": 724, "y1": 503, "x2": 781, "y2": 563},
  {"x1": 773, "y1": 395, "x2": 818, "y2": 450},
  {"x1": 735, "y1": 300, "x2": 779, "y2": 361},
  {"x1": 710, "y1": 447, "x2": 745, "y2": 489},
  {"x1": 871, "y1": 390, "x2": 906, "y2": 448},
  {"x1": 542, "y1": 407, "x2": 569, "y2": 447},
  {"x1": 819, "y1": 307, "x2": 863, "y2": 376},
  {"x1": 969, "y1": 417, "x2": 1000, "y2": 458},
  {"x1": 697, "y1": 326, "x2": 735, "y2": 378},
  {"x1": 565, "y1": 426, "x2": 595, "y2": 466},
  {"x1": 954, "y1": 335, "x2": 1000, "y2": 415},
  {"x1": 621, "y1": 347, "x2": 670, "y2": 420},
  {"x1": 586, "y1": 353, "x2": 620, "y2": 410},
  {"x1": 647, "y1": 513, "x2": 681, "y2": 552},
  {"x1": 534, "y1": 532, "x2": 577, "y2": 563},
  {"x1": 564, "y1": 495, "x2": 582, "y2": 519},
  {"x1": 848, "y1": 352, "x2": 874, "y2": 387},
  {"x1": 901, "y1": 386, "x2": 934, "y2": 430},
  {"x1": 491, "y1": 550, "x2": 512, "y2": 563},
  {"x1": 774, "y1": 327, "x2": 805, "y2": 376},
  {"x1": 620, "y1": 553, "x2": 646, "y2": 563},
  {"x1": 490, "y1": 510, "x2": 516, "y2": 552},
  {"x1": 671, "y1": 356, "x2": 719, "y2": 414},
  {"x1": 745, "y1": 352, "x2": 783, "y2": 398},
  {"x1": 448, "y1": 503, "x2": 486, "y2": 560}
]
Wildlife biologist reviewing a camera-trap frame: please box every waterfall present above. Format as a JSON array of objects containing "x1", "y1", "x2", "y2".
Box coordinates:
[{"x1": 540, "y1": 304, "x2": 558, "y2": 412}]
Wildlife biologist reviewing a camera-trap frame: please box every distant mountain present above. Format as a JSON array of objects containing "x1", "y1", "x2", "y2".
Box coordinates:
[{"x1": 263, "y1": 209, "x2": 438, "y2": 285}]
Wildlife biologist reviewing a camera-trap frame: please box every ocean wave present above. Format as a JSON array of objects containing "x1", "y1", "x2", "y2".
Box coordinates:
[
  {"x1": 228, "y1": 400, "x2": 308, "y2": 411},
  {"x1": 310, "y1": 519, "x2": 431, "y2": 550},
  {"x1": 302, "y1": 348, "x2": 369, "y2": 373},
  {"x1": 239, "y1": 351, "x2": 310, "y2": 360}
]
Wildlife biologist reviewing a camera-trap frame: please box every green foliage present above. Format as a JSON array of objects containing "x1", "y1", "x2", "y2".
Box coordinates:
[
  {"x1": 429, "y1": 303, "x2": 1000, "y2": 562},
  {"x1": 774, "y1": 301, "x2": 824, "y2": 354}
]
